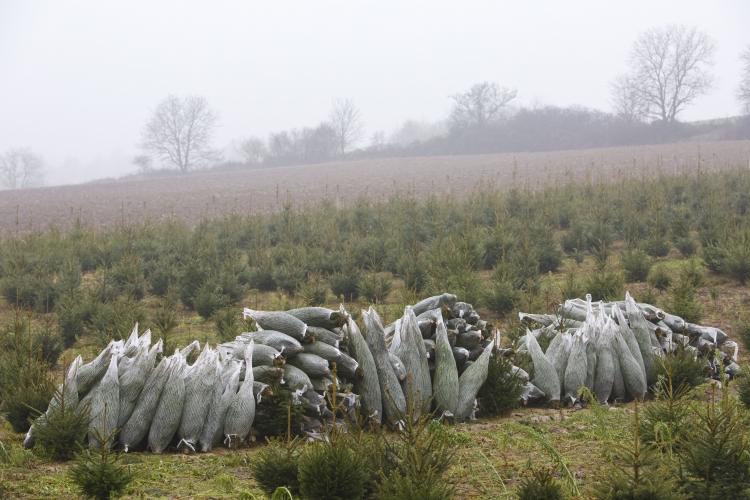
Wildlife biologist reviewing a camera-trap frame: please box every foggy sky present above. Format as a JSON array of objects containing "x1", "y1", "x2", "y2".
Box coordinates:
[{"x1": 1, "y1": 1, "x2": 748, "y2": 186}]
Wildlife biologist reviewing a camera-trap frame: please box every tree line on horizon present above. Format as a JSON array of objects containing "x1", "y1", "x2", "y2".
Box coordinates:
[
  {"x1": 2, "y1": 24, "x2": 750, "y2": 188},
  {"x1": 136, "y1": 24, "x2": 750, "y2": 175}
]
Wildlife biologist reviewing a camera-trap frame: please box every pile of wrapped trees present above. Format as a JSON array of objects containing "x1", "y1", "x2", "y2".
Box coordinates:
[
  {"x1": 24, "y1": 293, "x2": 498, "y2": 454},
  {"x1": 516, "y1": 292, "x2": 739, "y2": 406}
]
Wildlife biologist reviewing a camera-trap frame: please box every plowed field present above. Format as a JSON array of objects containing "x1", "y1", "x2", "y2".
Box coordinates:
[{"x1": 1, "y1": 140, "x2": 748, "y2": 234}]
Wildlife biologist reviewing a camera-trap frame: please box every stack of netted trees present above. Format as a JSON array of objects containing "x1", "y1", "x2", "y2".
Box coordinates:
[
  {"x1": 516, "y1": 292, "x2": 739, "y2": 406},
  {"x1": 24, "y1": 293, "x2": 506, "y2": 454}
]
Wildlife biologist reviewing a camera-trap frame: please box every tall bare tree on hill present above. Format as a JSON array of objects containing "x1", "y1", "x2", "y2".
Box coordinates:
[
  {"x1": 738, "y1": 44, "x2": 750, "y2": 115},
  {"x1": 449, "y1": 81, "x2": 517, "y2": 130},
  {"x1": 237, "y1": 136, "x2": 267, "y2": 165},
  {"x1": 611, "y1": 24, "x2": 717, "y2": 123},
  {"x1": 132, "y1": 154, "x2": 152, "y2": 174},
  {"x1": 0, "y1": 148, "x2": 45, "y2": 189},
  {"x1": 609, "y1": 74, "x2": 649, "y2": 122},
  {"x1": 140, "y1": 95, "x2": 222, "y2": 173},
  {"x1": 329, "y1": 98, "x2": 364, "y2": 156}
]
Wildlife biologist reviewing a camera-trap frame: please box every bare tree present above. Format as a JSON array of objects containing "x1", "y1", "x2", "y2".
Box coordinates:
[
  {"x1": 328, "y1": 98, "x2": 364, "y2": 155},
  {"x1": 140, "y1": 95, "x2": 221, "y2": 173},
  {"x1": 132, "y1": 154, "x2": 152, "y2": 174},
  {"x1": 609, "y1": 73, "x2": 649, "y2": 122},
  {"x1": 738, "y1": 44, "x2": 750, "y2": 115},
  {"x1": 369, "y1": 131, "x2": 386, "y2": 150},
  {"x1": 236, "y1": 136, "x2": 267, "y2": 165},
  {"x1": 0, "y1": 148, "x2": 45, "y2": 189},
  {"x1": 449, "y1": 81, "x2": 517, "y2": 130},
  {"x1": 615, "y1": 24, "x2": 717, "y2": 123}
]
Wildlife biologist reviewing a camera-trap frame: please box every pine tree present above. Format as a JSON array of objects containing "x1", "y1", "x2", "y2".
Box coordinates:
[
  {"x1": 517, "y1": 467, "x2": 565, "y2": 500},
  {"x1": 591, "y1": 400, "x2": 687, "y2": 500},
  {"x1": 34, "y1": 377, "x2": 90, "y2": 461},
  {"x1": 68, "y1": 404, "x2": 135, "y2": 499},
  {"x1": 678, "y1": 383, "x2": 750, "y2": 499}
]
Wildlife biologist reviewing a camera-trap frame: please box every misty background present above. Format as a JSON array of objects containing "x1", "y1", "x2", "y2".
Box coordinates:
[{"x1": 1, "y1": 1, "x2": 749, "y2": 186}]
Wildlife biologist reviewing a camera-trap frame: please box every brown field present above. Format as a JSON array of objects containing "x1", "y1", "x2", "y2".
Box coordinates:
[{"x1": 1, "y1": 140, "x2": 749, "y2": 235}]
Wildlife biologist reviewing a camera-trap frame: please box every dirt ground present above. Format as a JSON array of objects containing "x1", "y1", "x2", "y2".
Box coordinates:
[{"x1": 1, "y1": 140, "x2": 748, "y2": 235}]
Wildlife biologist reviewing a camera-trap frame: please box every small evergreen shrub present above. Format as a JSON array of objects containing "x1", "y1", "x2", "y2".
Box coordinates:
[
  {"x1": 593, "y1": 401, "x2": 687, "y2": 500},
  {"x1": 214, "y1": 304, "x2": 251, "y2": 342},
  {"x1": 376, "y1": 399, "x2": 455, "y2": 500},
  {"x1": 643, "y1": 235, "x2": 671, "y2": 258},
  {"x1": 736, "y1": 321, "x2": 750, "y2": 353},
  {"x1": 484, "y1": 229, "x2": 517, "y2": 268},
  {"x1": 620, "y1": 248, "x2": 652, "y2": 283},
  {"x1": 272, "y1": 263, "x2": 307, "y2": 295},
  {"x1": 31, "y1": 313, "x2": 63, "y2": 367},
  {"x1": 679, "y1": 385, "x2": 750, "y2": 499},
  {"x1": 298, "y1": 436, "x2": 367, "y2": 500},
  {"x1": 517, "y1": 468, "x2": 565, "y2": 500},
  {"x1": 0, "y1": 381, "x2": 55, "y2": 434},
  {"x1": 665, "y1": 276, "x2": 703, "y2": 325},
  {"x1": 559, "y1": 262, "x2": 584, "y2": 301},
  {"x1": 68, "y1": 426, "x2": 135, "y2": 500},
  {"x1": 298, "y1": 273, "x2": 328, "y2": 307},
  {"x1": 0, "y1": 272, "x2": 58, "y2": 311},
  {"x1": 146, "y1": 258, "x2": 178, "y2": 297},
  {"x1": 736, "y1": 368, "x2": 750, "y2": 409},
  {"x1": 639, "y1": 364, "x2": 694, "y2": 453},
  {"x1": 721, "y1": 240, "x2": 750, "y2": 283},
  {"x1": 679, "y1": 258, "x2": 705, "y2": 288},
  {"x1": 357, "y1": 272, "x2": 393, "y2": 304},
  {"x1": 34, "y1": 384, "x2": 90, "y2": 461},
  {"x1": 57, "y1": 295, "x2": 86, "y2": 348},
  {"x1": 482, "y1": 279, "x2": 520, "y2": 316},
  {"x1": 534, "y1": 229, "x2": 563, "y2": 274},
  {"x1": 89, "y1": 291, "x2": 147, "y2": 345},
  {"x1": 249, "y1": 437, "x2": 302, "y2": 496},
  {"x1": 177, "y1": 258, "x2": 209, "y2": 309},
  {"x1": 55, "y1": 257, "x2": 83, "y2": 297},
  {"x1": 108, "y1": 253, "x2": 145, "y2": 300},
  {"x1": 329, "y1": 266, "x2": 362, "y2": 301},
  {"x1": 701, "y1": 243, "x2": 726, "y2": 274},
  {"x1": 397, "y1": 252, "x2": 428, "y2": 292},
  {"x1": 151, "y1": 293, "x2": 178, "y2": 353},
  {"x1": 0, "y1": 311, "x2": 57, "y2": 433},
  {"x1": 647, "y1": 265, "x2": 672, "y2": 291},
  {"x1": 248, "y1": 265, "x2": 277, "y2": 292},
  {"x1": 654, "y1": 345, "x2": 707, "y2": 391},
  {"x1": 636, "y1": 286, "x2": 660, "y2": 307},
  {"x1": 193, "y1": 283, "x2": 226, "y2": 320},
  {"x1": 674, "y1": 236, "x2": 697, "y2": 257},
  {"x1": 477, "y1": 349, "x2": 523, "y2": 416},
  {"x1": 253, "y1": 381, "x2": 305, "y2": 439},
  {"x1": 586, "y1": 219, "x2": 614, "y2": 254},
  {"x1": 560, "y1": 222, "x2": 587, "y2": 254},
  {"x1": 215, "y1": 264, "x2": 249, "y2": 303},
  {"x1": 584, "y1": 268, "x2": 624, "y2": 302},
  {"x1": 0, "y1": 441, "x2": 35, "y2": 468}
]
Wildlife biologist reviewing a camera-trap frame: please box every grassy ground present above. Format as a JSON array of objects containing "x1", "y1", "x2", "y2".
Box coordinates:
[
  {"x1": 0, "y1": 250, "x2": 748, "y2": 499},
  {"x1": 3, "y1": 393, "x2": 728, "y2": 499}
]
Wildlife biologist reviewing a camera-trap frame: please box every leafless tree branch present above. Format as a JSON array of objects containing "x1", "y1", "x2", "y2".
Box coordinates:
[
  {"x1": 738, "y1": 44, "x2": 750, "y2": 116},
  {"x1": 449, "y1": 81, "x2": 517, "y2": 130},
  {"x1": 132, "y1": 154, "x2": 152, "y2": 174},
  {"x1": 0, "y1": 148, "x2": 45, "y2": 189},
  {"x1": 615, "y1": 24, "x2": 717, "y2": 123},
  {"x1": 139, "y1": 95, "x2": 222, "y2": 173},
  {"x1": 609, "y1": 74, "x2": 649, "y2": 122},
  {"x1": 328, "y1": 98, "x2": 364, "y2": 155},
  {"x1": 236, "y1": 136, "x2": 267, "y2": 165}
]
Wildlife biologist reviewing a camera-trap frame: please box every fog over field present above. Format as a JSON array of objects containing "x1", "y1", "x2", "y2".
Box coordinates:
[{"x1": 0, "y1": 1, "x2": 748, "y2": 185}]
